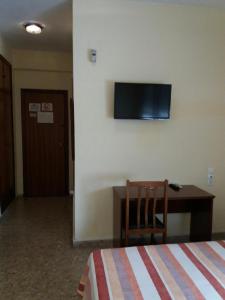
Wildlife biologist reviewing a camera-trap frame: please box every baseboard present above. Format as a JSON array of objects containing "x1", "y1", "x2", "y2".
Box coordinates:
[
  {"x1": 72, "y1": 232, "x2": 225, "y2": 248},
  {"x1": 212, "y1": 232, "x2": 225, "y2": 240},
  {"x1": 73, "y1": 239, "x2": 113, "y2": 248}
]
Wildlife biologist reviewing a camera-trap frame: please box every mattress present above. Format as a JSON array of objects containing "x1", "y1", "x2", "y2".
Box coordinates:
[{"x1": 77, "y1": 241, "x2": 225, "y2": 300}]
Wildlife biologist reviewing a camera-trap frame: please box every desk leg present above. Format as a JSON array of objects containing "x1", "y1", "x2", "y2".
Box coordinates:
[{"x1": 190, "y1": 198, "x2": 213, "y2": 242}]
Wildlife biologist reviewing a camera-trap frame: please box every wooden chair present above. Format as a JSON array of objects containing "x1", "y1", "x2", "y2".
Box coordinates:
[{"x1": 123, "y1": 179, "x2": 168, "y2": 246}]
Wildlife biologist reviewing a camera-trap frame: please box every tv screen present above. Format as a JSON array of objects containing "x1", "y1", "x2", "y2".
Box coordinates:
[{"x1": 114, "y1": 82, "x2": 172, "y2": 120}]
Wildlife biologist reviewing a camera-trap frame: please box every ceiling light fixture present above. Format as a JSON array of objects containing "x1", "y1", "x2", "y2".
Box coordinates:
[{"x1": 24, "y1": 23, "x2": 43, "y2": 34}]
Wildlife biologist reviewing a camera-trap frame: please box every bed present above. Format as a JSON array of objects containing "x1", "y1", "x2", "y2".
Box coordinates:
[{"x1": 77, "y1": 241, "x2": 225, "y2": 300}]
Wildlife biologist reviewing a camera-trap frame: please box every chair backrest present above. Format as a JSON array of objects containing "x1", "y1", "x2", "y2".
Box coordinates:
[{"x1": 126, "y1": 180, "x2": 168, "y2": 232}]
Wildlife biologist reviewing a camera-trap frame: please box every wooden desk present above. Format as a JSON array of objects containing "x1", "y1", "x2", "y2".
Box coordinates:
[{"x1": 113, "y1": 185, "x2": 215, "y2": 245}]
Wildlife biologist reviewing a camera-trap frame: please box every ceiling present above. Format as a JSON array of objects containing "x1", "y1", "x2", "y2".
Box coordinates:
[
  {"x1": 0, "y1": 0, "x2": 224, "y2": 53},
  {"x1": 148, "y1": 0, "x2": 225, "y2": 6},
  {"x1": 0, "y1": 0, "x2": 72, "y2": 52}
]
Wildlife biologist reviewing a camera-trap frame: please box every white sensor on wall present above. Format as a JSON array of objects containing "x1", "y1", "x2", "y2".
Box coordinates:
[
  {"x1": 208, "y1": 167, "x2": 214, "y2": 186},
  {"x1": 89, "y1": 49, "x2": 97, "y2": 63}
]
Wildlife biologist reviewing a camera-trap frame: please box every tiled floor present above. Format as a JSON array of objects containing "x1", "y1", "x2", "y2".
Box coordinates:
[
  {"x1": 2, "y1": 198, "x2": 224, "y2": 300},
  {"x1": 0, "y1": 197, "x2": 103, "y2": 300}
]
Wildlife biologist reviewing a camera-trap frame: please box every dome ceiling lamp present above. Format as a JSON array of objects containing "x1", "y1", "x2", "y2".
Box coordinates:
[{"x1": 24, "y1": 22, "x2": 44, "y2": 34}]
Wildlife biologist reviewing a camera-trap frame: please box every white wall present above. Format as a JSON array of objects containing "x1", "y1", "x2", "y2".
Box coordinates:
[
  {"x1": 0, "y1": 35, "x2": 11, "y2": 62},
  {"x1": 12, "y1": 49, "x2": 73, "y2": 195},
  {"x1": 73, "y1": 0, "x2": 225, "y2": 241}
]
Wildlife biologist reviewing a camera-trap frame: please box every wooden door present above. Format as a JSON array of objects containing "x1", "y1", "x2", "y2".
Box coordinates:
[
  {"x1": 0, "y1": 59, "x2": 3, "y2": 89},
  {"x1": 0, "y1": 91, "x2": 6, "y2": 196},
  {"x1": 0, "y1": 55, "x2": 14, "y2": 213},
  {"x1": 21, "y1": 89, "x2": 69, "y2": 197},
  {"x1": 3, "y1": 62, "x2": 12, "y2": 91}
]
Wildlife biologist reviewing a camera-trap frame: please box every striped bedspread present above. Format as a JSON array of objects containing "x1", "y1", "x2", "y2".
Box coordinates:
[{"x1": 77, "y1": 241, "x2": 225, "y2": 300}]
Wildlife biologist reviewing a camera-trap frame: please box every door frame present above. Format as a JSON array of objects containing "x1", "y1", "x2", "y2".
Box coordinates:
[{"x1": 21, "y1": 88, "x2": 69, "y2": 196}]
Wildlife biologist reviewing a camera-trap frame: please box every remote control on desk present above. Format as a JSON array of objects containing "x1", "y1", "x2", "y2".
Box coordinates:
[{"x1": 169, "y1": 183, "x2": 183, "y2": 191}]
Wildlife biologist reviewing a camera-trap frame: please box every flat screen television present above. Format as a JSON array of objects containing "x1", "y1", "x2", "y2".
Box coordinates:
[{"x1": 114, "y1": 82, "x2": 172, "y2": 120}]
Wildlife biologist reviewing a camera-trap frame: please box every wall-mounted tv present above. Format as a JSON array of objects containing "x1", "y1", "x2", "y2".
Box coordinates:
[{"x1": 114, "y1": 82, "x2": 172, "y2": 120}]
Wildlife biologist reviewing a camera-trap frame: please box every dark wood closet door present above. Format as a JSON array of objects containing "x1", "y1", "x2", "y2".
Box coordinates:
[
  {"x1": 0, "y1": 59, "x2": 3, "y2": 89},
  {"x1": 0, "y1": 93, "x2": 13, "y2": 196},
  {"x1": 3, "y1": 63, "x2": 11, "y2": 90},
  {"x1": 0, "y1": 91, "x2": 6, "y2": 196},
  {"x1": 0, "y1": 55, "x2": 14, "y2": 213},
  {"x1": 21, "y1": 89, "x2": 69, "y2": 197}
]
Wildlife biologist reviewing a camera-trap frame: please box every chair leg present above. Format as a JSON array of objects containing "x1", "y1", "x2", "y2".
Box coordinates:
[
  {"x1": 163, "y1": 232, "x2": 167, "y2": 244},
  {"x1": 120, "y1": 227, "x2": 123, "y2": 244},
  {"x1": 151, "y1": 234, "x2": 155, "y2": 244}
]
